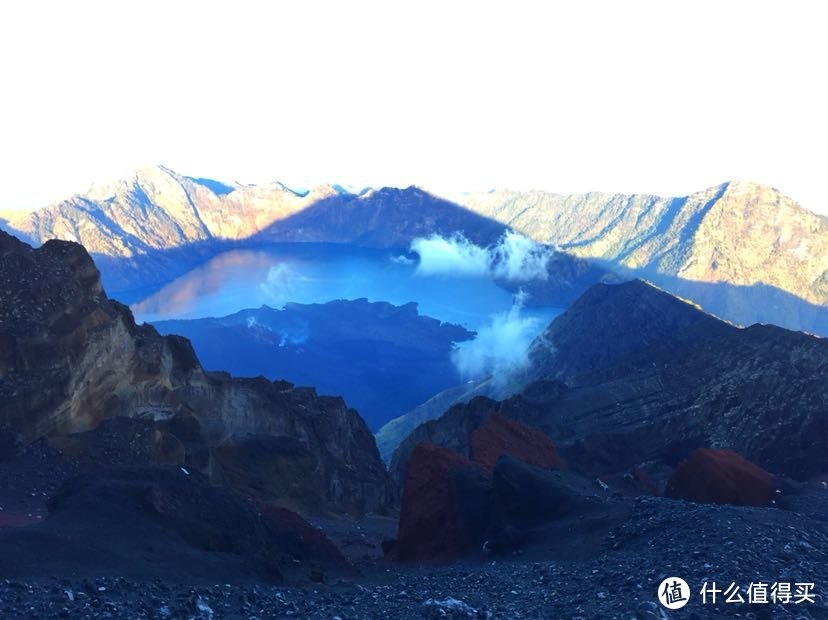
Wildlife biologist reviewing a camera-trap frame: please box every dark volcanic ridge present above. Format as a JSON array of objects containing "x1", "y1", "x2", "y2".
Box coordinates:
[
  {"x1": 390, "y1": 279, "x2": 828, "y2": 486},
  {"x1": 152, "y1": 299, "x2": 473, "y2": 431},
  {"x1": 0, "y1": 229, "x2": 393, "y2": 517}
]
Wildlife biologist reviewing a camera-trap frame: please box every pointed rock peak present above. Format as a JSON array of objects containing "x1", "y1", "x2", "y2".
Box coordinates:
[
  {"x1": 713, "y1": 179, "x2": 802, "y2": 203},
  {"x1": 528, "y1": 279, "x2": 733, "y2": 382},
  {"x1": 84, "y1": 164, "x2": 182, "y2": 200},
  {"x1": 564, "y1": 278, "x2": 712, "y2": 317}
]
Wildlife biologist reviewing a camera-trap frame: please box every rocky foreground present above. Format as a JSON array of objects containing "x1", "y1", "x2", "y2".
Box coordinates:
[
  {"x1": 1, "y1": 230, "x2": 826, "y2": 619},
  {"x1": 1, "y1": 484, "x2": 826, "y2": 619}
]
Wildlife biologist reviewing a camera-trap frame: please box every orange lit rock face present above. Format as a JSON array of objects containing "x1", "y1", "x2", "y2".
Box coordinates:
[
  {"x1": 666, "y1": 448, "x2": 776, "y2": 507},
  {"x1": 469, "y1": 413, "x2": 565, "y2": 472}
]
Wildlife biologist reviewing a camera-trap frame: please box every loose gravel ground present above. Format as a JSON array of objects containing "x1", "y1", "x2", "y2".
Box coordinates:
[{"x1": 2, "y1": 491, "x2": 825, "y2": 619}]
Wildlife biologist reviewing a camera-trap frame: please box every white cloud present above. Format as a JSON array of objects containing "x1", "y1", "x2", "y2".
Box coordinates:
[
  {"x1": 411, "y1": 231, "x2": 552, "y2": 281},
  {"x1": 452, "y1": 294, "x2": 541, "y2": 383},
  {"x1": 411, "y1": 234, "x2": 490, "y2": 277}
]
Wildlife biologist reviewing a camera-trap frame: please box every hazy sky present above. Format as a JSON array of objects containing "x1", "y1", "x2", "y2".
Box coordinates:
[{"x1": 1, "y1": 1, "x2": 826, "y2": 214}]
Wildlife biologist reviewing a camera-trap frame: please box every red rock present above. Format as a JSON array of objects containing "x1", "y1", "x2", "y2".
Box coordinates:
[
  {"x1": 469, "y1": 413, "x2": 565, "y2": 472},
  {"x1": 666, "y1": 448, "x2": 776, "y2": 506},
  {"x1": 397, "y1": 443, "x2": 492, "y2": 563}
]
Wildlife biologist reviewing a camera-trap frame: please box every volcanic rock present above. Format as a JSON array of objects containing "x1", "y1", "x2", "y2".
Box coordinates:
[
  {"x1": 0, "y1": 465, "x2": 346, "y2": 582},
  {"x1": 393, "y1": 280, "x2": 828, "y2": 485},
  {"x1": 0, "y1": 230, "x2": 393, "y2": 515},
  {"x1": 396, "y1": 443, "x2": 492, "y2": 563},
  {"x1": 212, "y1": 434, "x2": 387, "y2": 516},
  {"x1": 257, "y1": 503, "x2": 347, "y2": 567},
  {"x1": 491, "y1": 456, "x2": 603, "y2": 528},
  {"x1": 665, "y1": 448, "x2": 777, "y2": 507},
  {"x1": 470, "y1": 413, "x2": 564, "y2": 472}
]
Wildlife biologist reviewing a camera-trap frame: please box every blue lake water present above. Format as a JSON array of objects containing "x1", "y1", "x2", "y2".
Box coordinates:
[{"x1": 130, "y1": 244, "x2": 561, "y2": 332}]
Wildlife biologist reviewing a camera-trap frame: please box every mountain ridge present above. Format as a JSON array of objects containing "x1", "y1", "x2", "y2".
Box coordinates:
[
  {"x1": 3, "y1": 166, "x2": 826, "y2": 335},
  {"x1": 388, "y1": 279, "x2": 828, "y2": 486},
  {"x1": 448, "y1": 181, "x2": 828, "y2": 308}
]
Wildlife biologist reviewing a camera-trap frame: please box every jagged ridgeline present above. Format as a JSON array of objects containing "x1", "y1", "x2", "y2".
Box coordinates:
[
  {"x1": 389, "y1": 280, "x2": 828, "y2": 487},
  {"x1": 2, "y1": 166, "x2": 826, "y2": 334},
  {"x1": 0, "y1": 229, "x2": 393, "y2": 516}
]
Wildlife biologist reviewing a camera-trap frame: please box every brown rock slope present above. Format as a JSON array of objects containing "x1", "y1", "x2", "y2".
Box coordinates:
[
  {"x1": 470, "y1": 413, "x2": 565, "y2": 472},
  {"x1": 666, "y1": 448, "x2": 777, "y2": 507},
  {"x1": 391, "y1": 280, "x2": 828, "y2": 485},
  {"x1": 0, "y1": 230, "x2": 392, "y2": 515}
]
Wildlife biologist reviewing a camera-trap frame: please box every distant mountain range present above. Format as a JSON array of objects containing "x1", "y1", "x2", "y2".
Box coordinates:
[{"x1": 2, "y1": 166, "x2": 826, "y2": 334}]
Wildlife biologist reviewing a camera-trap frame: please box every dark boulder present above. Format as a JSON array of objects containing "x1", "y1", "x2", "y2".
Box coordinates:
[
  {"x1": 397, "y1": 443, "x2": 493, "y2": 563},
  {"x1": 470, "y1": 413, "x2": 564, "y2": 472},
  {"x1": 665, "y1": 448, "x2": 777, "y2": 507},
  {"x1": 257, "y1": 503, "x2": 347, "y2": 567},
  {"x1": 492, "y1": 455, "x2": 603, "y2": 528}
]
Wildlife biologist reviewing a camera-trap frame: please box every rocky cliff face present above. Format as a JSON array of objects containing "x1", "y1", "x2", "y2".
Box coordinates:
[
  {"x1": 3, "y1": 166, "x2": 319, "y2": 255},
  {"x1": 390, "y1": 280, "x2": 828, "y2": 485},
  {"x1": 449, "y1": 182, "x2": 828, "y2": 333},
  {"x1": 2, "y1": 167, "x2": 506, "y2": 296},
  {"x1": 0, "y1": 230, "x2": 393, "y2": 515}
]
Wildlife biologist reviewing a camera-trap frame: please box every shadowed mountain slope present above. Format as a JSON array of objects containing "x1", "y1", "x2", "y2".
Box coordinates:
[
  {"x1": 0, "y1": 229, "x2": 392, "y2": 515},
  {"x1": 390, "y1": 280, "x2": 828, "y2": 485},
  {"x1": 449, "y1": 182, "x2": 828, "y2": 332}
]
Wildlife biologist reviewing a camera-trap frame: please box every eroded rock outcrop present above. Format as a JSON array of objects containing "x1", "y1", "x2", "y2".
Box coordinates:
[
  {"x1": 0, "y1": 230, "x2": 393, "y2": 515},
  {"x1": 665, "y1": 448, "x2": 777, "y2": 507},
  {"x1": 396, "y1": 443, "x2": 492, "y2": 563},
  {"x1": 395, "y1": 446, "x2": 613, "y2": 563}
]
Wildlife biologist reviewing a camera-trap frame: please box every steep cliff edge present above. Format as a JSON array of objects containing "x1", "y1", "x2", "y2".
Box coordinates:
[{"x1": 0, "y1": 230, "x2": 393, "y2": 515}]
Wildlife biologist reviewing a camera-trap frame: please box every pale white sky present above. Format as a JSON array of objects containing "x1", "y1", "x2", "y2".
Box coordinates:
[{"x1": 0, "y1": 1, "x2": 826, "y2": 214}]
